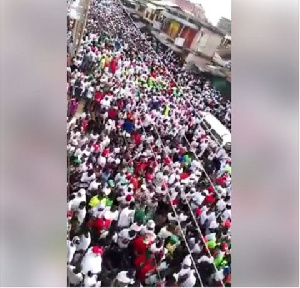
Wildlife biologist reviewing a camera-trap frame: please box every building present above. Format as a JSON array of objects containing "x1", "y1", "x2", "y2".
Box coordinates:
[
  {"x1": 124, "y1": 0, "x2": 225, "y2": 66},
  {"x1": 170, "y1": 0, "x2": 208, "y2": 22},
  {"x1": 134, "y1": 0, "x2": 224, "y2": 51},
  {"x1": 217, "y1": 17, "x2": 231, "y2": 35}
]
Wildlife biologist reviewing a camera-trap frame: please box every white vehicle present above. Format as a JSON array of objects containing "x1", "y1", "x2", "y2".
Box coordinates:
[{"x1": 199, "y1": 112, "x2": 231, "y2": 147}]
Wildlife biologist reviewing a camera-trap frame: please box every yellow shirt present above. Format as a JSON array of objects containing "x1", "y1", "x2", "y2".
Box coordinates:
[
  {"x1": 166, "y1": 243, "x2": 176, "y2": 255},
  {"x1": 105, "y1": 56, "x2": 111, "y2": 64},
  {"x1": 89, "y1": 196, "x2": 107, "y2": 208}
]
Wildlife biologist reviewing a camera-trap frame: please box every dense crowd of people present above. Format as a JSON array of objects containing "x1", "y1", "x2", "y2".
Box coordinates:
[{"x1": 67, "y1": 0, "x2": 231, "y2": 286}]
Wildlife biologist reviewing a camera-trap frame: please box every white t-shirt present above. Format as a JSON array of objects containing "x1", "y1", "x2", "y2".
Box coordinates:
[
  {"x1": 98, "y1": 156, "x2": 107, "y2": 167},
  {"x1": 67, "y1": 265, "x2": 83, "y2": 285},
  {"x1": 222, "y1": 209, "x2": 231, "y2": 221},
  {"x1": 88, "y1": 180, "x2": 100, "y2": 191},
  {"x1": 158, "y1": 226, "x2": 172, "y2": 239},
  {"x1": 77, "y1": 207, "x2": 86, "y2": 225},
  {"x1": 117, "y1": 228, "x2": 134, "y2": 248},
  {"x1": 81, "y1": 172, "x2": 96, "y2": 183},
  {"x1": 68, "y1": 191, "x2": 86, "y2": 211},
  {"x1": 67, "y1": 241, "x2": 77, "y2": 264},
  {"x1": 117, "y1": 207, "x2": 134, "y2": 228},
  {"x1": 84, "y1": 274, "x2": 98, "y2": 287},
  {"x1": 216, "y1": 199, "x2": 226, "y2": 211},
  {"x1": 81, "y1": 248, "x2": 102, "y2": 275},
  {"x1": 76, "y1": 232, "x2": 91, "y2": 252}
]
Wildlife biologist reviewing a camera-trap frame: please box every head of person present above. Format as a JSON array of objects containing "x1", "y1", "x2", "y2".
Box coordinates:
[
  {"x1": 73, "y1": 265, "x2": 82, "y2": 274},
  {"x1": 128, "y1": 230, "x2": 136, "y2": 238},
  {"x1": 78, "y1": 201, "x2": 86, "y2": 210}
]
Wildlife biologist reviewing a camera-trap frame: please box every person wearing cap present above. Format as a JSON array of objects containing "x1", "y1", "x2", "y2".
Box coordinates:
[
  {"x1": 166, "y1": 235, "x2": 179, "y2": 259},
  {"x1": 81, "y1": 246, "x2": 104, "y2": 275},
  {"x1": 140, "y1": 219, "x2": 156, "y2": 241},
  {"x1": 68, "y1": 189, "x2": 87, "y2": 211}
]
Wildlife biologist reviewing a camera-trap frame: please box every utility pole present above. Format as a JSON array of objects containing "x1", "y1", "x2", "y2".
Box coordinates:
[
  {"x1": 69, "y1": 0, "x2": 91, "y2": 59},
  {"x1": 75, "y1": 0, "x2": 91, "y2": 57}
]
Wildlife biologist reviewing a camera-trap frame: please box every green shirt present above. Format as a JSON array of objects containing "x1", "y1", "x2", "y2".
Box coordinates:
[
  {"x1": 105, "y1": 197, "x2": 113, "y2": 207},
  {"x1": 134, "y1": 208, "x2": 146, "y2": 223}
]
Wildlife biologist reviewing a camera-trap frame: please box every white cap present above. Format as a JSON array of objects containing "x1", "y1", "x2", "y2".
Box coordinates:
[
  {"x1": 103, "y1": 187, "x2": 111, "y2": 196},
  {"x1": 78, "y1": 188, "x2": 86, "y2": 195},
  {"x1": 198, "y1": 255, "x2": 213, "y2": 264},
  {"x1": 147, "y1": 220, "x2": 155, "y2": 229},
  {"x1": 116, "y1": 271, "x2": 134, "y2": 284}
]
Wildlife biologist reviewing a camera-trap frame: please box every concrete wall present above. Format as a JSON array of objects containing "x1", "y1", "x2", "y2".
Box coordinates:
[{"x1": 190, "y1": 27, "x2": 223, "y2": 58}]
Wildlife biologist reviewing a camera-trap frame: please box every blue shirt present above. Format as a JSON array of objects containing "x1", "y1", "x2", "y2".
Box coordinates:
[{"x1": 123, "y1": 121, "x2": 135, "y2": 133}]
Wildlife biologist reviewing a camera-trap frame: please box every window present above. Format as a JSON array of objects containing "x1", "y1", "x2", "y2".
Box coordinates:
[
  {"x1": 210, "y1": 129, "x2": 223, "y2": 146},
  {"x1": 202, "y1": 119, "x2": 211, "y2": 131},
  {"x1": 149, "y1": 12, "x2": 155, "y2": 21}
]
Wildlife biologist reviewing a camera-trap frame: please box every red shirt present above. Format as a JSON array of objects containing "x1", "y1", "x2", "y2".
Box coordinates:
[
  {"x1": 82, "y1": 119, "x2": 89, "y2": 132},
  {"x1": 171, "y1": 199, "x2": 179, "y2": 206},
  {"x1": 180, "y1": 172, "x2": 190, "y2": 180},
  {"x1": 164, "y1": 157, "x2": 172, "y2": 165},
  {"x1": 138, "y1": 260, "x2": 156, "y2": 282},
  {"x1": 95, "y1": 91, "x2": 104, "y2": 102},
  {"x1": 102, "y1": 148, "x2": 110, "y2": 157},
  {"x1": 117, "y1": 99, "x2": 124, "y2": 110},
  {"x1": 207, "y1": 186, "x2": 215, "y2": 194},
  {"x1": 132, "y1": 133, "x2": 142, "y2": 145},
  {"x1": 89, "y1": 218, "x2": 112, "y2": 232},
  {"x1": 204, "y1": 194, "x2": 215, "y2": 205},
  {"x1": 146, "y1": 173, "x2": 154, "y2": 181},
  {"x1": 108, "y1": 108, "x2": 118, "y2": 119},
  {"x1": 93, "y1": 144, "x2": 100, "y2": 153},
  {"x1": 132, "y1": 236, "x2": 148, "y2": 256},
  {"x1": 110, "y1": 60, "x2": 117, "y2": 74},
  {"x1": 216, "y1": 177, "x2": 226, "y2": 187},
  {"x1": 130, "y1": 177, "x2": 140, "y2": 191},
  {"x1": 135, "y1": 162, "x2": 146, "y2": 175}
]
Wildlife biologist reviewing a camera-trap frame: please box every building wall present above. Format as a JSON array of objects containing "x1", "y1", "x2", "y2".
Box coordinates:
[{"x1": 190, "y1": 27, "x2": 223, "y2": 58}]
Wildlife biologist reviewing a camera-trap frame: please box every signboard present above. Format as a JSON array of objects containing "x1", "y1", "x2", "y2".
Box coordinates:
[{"x1": 174, "y1": 37, "x2": 185, "y2": 47}]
